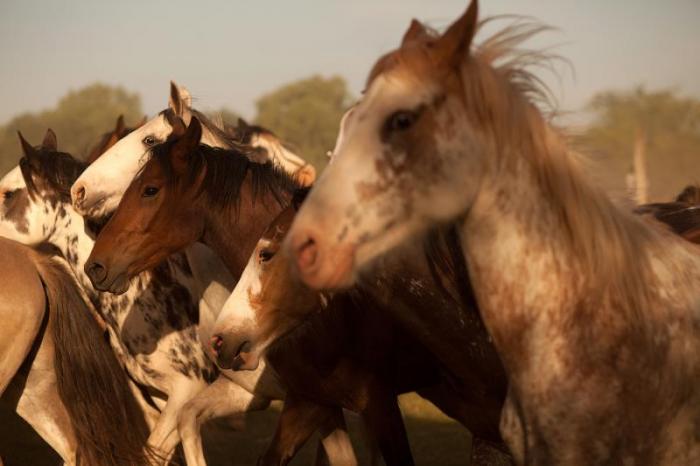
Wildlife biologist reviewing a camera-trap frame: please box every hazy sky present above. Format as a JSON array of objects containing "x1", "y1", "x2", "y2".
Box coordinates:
[{"x1": 1, "y1": 0, "x2": 698, "y2": 124}]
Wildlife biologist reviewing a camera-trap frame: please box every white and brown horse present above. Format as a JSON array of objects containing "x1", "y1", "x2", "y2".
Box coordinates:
[{"x1": 286, "y1": 2, "x2": 700, "y2": 464}]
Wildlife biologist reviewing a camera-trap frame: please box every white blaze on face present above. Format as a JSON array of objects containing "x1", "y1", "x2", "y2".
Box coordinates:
[
  {"x1": 71, "y1": 113, "x2": 175, "y2": 218},
  {"x1": 212, "y1": 240, "x2": 268, "y2": 342},
  {"x1": 0, "y1": 166, "x2": 52, "y2": 244}
]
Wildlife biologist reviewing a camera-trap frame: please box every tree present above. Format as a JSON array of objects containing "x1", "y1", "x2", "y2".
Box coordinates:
[
  {"x1": 0, "y1": 83, "x2": 143, "y2": 175},
  {"x1": 254, "y1": 75, "x2": 354, "y2": 172},
  {"x1": 579, "y1": 87, "x2": 700, "y2": 202}
]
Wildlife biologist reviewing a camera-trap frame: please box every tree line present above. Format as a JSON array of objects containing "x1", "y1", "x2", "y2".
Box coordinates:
[{"x1": 0, "y1": 79, "x2": 698, "y2": 202}]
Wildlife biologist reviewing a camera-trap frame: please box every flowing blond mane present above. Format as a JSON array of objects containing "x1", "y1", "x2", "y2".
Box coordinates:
[{"x1": 466, "y1": 19, "x2": 665, "y2": 320}]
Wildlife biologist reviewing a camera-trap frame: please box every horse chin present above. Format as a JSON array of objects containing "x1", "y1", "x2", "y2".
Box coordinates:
[
  {"x1": 94, "y1": 271, "x2": 130, "y2": 295},
  {"x1": 231, "y1": 351, "x2": 260, "y2": 372}
]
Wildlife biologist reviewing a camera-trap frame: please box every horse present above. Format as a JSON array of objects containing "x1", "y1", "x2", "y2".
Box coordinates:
[
  {"x1": 210, "y1": 189, "x2": 515, "y2": 465},
  {"x1": 229, "y1": 117, "x2": 316, "y2": 187},
  {"x1": 636, "y1": 184, "x2": 700, "y2": 243},
  {"x1": 285, "y1": 2, "x2": 700, "y2": 464},
  {"x1": 0, "y1": 131, "x2": 283, "y2": 465},
  {"x1": 86, "y1": 114, "x2": 147, "y2": 164},
  {"x1": 86, "y1": 116, "x2": 512, "y2": 465},
  {"x1": 0, "y1": 235, "x2": 152, "y2": 465},
  {"x1": 71, "y1": 81, "x2": 313, "y2": 220}
]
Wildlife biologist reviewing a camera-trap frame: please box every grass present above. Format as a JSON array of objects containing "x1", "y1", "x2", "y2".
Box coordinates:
[{"x1": 1, "y1": 393, "x2": 472, "y2": 465}]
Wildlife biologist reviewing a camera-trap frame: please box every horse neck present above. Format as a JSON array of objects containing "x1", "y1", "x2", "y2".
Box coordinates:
[
  {"x1": 200, "y1": 175, "x2": 290, "y2": 280},
  {"x1": 46, "y1": 198, "x2": 101, "y2": 301},
  {"x1": 456, "y1": 122, "x2": 676, "y2": 375}
]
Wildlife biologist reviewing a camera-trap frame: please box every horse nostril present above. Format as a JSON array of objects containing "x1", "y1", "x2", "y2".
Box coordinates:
[
  {"x1": 85, "y1": 261, "x2": 107, "y2": 284},
  {"x1": 211, "y1": 334, "x2": 224, "y2": 354},
  {"x1": 73, "y1": 185, "x2": 86, "y2": 204},
  {"x1": 295, "y1": 236, "x2": 318, "y2": 272}
]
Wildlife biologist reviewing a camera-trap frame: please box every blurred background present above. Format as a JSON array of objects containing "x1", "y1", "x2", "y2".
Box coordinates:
[{"x1": 1, "y1": 0, "x2": 699, "y2": 201}]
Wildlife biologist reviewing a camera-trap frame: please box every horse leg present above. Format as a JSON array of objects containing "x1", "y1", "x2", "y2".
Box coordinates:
[
  {"x1": 316, "y1": 408, "x2": 357, "y2": 466},
  {"x1": 147, "y1": 377, "x2": 208, "y2": 464},
  {"x1": 178, "y1": 376, "x2": 270, "y2": 466},
  {"x1": 12, "y1": 326, "x2": 77, "y2": 465},
  {"x1": 258, "y1": 394, "x2": 341, "y2": 466},
  {"x1": 0, "y1": 272, "x2": 45, "y2": 396},
  {"x1": 360, "y1": 385, "x2": 414, "y2": 466}
]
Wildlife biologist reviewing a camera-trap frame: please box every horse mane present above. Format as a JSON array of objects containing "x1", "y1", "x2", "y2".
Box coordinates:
[
  {"x1": 160, "y1": 108, "x2": 261, "y2": 157},
  {"x1": 373, "y1": 17, "x2": 663, "y2": 319},
  {"x1": 464, "y1": 19, "x2": 661, "y2": 318},
  {"x1": 423, "y1": 224, "x2": 479, "y2": 311},
  {"x1": 150, "y1": 138, "x2": 300, "y2": 212},
  {"x1": 20, "y1": 148, "x2": 87, "y2": 202}
]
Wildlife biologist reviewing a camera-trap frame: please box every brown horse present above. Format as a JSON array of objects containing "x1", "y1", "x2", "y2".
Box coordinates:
[
  {"x1": 210, "y1": 189, "x2": 513, "y2": 465},
  {"x1": 637, "y1": 184, "x2": 700, "y2": 243},
  {"x1": 86, "y1": 117, "x2": 511, "y2": 465},
  {"x1": 286, "y1": 1, "x2": 700, "y2": 464},
  {"x1": 0, "y1": 236, "x2": 151, "y2": 465},
  {"x1": 86, "y1": 114, "x2": 147, "y2": 164}
]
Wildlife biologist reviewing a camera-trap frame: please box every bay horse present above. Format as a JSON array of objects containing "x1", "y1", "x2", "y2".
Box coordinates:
[
  {"x1": 285, "y1": 2, "x2": 700, "y2": 464},
  {"x1": 71, "y1": 81, "x2": 313, "y2": 220},
  {"x1": 86, "y1": 117, "x2": 512, "y2": 465},
  {"x1": 0, "y1": 131, "x2": 283, "y2": 465},
  {"x1": 0, "y1": 235, "x2": 151, "y2": 465},
  {"x1": 86, "y1": 114, "x2": 147, "y2": 164}
]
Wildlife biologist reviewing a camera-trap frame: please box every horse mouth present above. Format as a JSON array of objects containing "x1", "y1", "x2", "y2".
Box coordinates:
[
  {"x1": 231, "y1": 341, "x2": 259, "y2": 371},
  {"x1": 94, "y1": 272, "x2": 130, "y2": 295}
]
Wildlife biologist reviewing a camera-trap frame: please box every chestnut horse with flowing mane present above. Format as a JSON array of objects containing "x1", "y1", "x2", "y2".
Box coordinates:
[
  {"x1": 86, "y1": 116, "x2": 512, "y2": 464},
  {"x1": 285, "y1": 1, "x2": 700, "y2": 464},
  {"x1": 0, "y1": 233, "x2": 151, "y2": 465}
]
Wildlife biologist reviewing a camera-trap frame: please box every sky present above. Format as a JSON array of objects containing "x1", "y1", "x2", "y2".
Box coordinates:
[{"x1": 1, "y1": 0, "x2": 699, "y2": 125}]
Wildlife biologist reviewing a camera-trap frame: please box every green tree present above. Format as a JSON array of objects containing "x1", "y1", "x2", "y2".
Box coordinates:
[
  {"x1": 579, "y1": 86, "x2": 700, "y2": 201},
  {"x1": 254, "y1": 75, "x2": 353, "y2": 172},
  {"x1": 0, "y1": 83, "x2": 143, "y2": 175}
]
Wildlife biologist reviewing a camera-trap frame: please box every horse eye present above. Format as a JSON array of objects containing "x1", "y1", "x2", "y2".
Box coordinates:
[
  {"x1": 259, "y1": 249, "x2": 275, "y2": 263},
  {"x1": 142, "y1": 136, "x2": 157, "y2": 147},
  {"x1": 3, "y1": 190, "x2": 15, "y2": 200},
  {"x1": 142, "y1": 186, "x2": 160, "y2": 198},
  {"x1": 386, "y1": 110, "x2": 418, "y2": 133}
]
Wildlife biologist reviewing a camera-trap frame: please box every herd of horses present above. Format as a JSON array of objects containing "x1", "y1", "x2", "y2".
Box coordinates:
[{"x1": 0, "y1": 1, "x2": 698, "y2": 465}]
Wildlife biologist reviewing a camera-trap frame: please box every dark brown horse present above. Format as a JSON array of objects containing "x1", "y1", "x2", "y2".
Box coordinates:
[
  {"x1": 636, "y1": 184, "x2": 700, "y2": 243},
  {"x1": 86, "y1": 114, "x2": 146, "y2": 164},
  {"x1": 86, "y1": 117, "x2": 511, "y2": 465}
]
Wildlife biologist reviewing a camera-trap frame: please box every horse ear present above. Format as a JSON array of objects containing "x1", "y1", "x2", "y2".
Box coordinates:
[
  {"x1": 42, "y1": 129, "x2": 58, "y2": 151},
  {"x1": 432, "y1": 0, "x2": 478, "y2": 68},
  {"x1": 169, "y1": 81, "x2": 193, "y2": 123},
  {"x1": 237, "y1": 117, "x2": 250, "y2": 130},
  {"x1": 401, "y1": 19, "x2": 428, "y2": 46},
  {"x1": 170, "y1": 117, "x2": 202, "y2": 175},
  {"x1": 115, "y1": 115, "x2": 126, "y2": 135},
  {"x1": 170, "y1": 115, "x2": 187, "y2": 138},
  {"x1": 18, "y1": 132, "x2": 38, "y2": 158}
]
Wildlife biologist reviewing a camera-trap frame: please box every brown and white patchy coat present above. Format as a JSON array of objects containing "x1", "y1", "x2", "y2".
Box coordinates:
[{"x1": 286, "y1": 2, "x2": 700, "y2": 464}]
